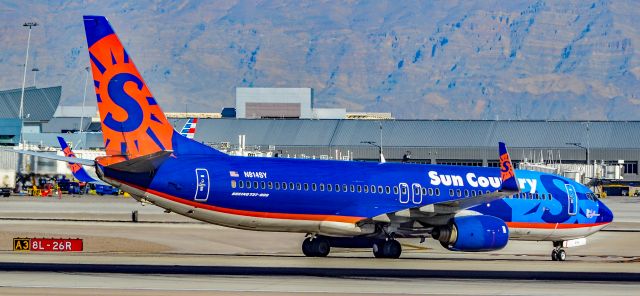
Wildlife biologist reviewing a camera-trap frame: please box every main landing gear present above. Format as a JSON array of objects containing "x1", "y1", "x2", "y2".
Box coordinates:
[
  {"x1": 302, "y1": 236, "x2": 330, "y2": 257},
  {"x1": 372, "y1": 239, "x2": 402, "y2": 259},
  {"x1": 301, "y1": 235, "x2": 403, "y2": 258},
  {"x1": 551, "y1": 241, "x2": 566, "y2": 261}
]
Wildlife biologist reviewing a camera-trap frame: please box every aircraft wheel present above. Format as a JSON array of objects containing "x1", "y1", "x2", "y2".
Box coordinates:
[
  {"x1": 556, "y1": 249, "x2": 566, "y2": 261},
  {"x1": 383, "y1": 240, "x2": 402, "y2": 259},
  {"x1": 312, "y1": 237, "x2": 330, "y2": 257},
  {"x1": 372, "y1": 242, "x2": 385, "y2": 258},
  {"x1": 551, "y1": 249, "x2": 558, "y2": 261},
  {"x1": 302, "y1": 238, "x2": 314, "y2": 257}
]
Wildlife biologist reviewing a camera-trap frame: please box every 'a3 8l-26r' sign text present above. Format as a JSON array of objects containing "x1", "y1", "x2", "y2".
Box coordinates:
[{"x1": 13, "y1": 238, "x2": 83, "y2": 252}]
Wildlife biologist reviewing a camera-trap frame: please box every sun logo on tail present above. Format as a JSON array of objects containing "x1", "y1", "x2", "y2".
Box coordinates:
[
  {"x1": 87, "y1": 27, "x2": 174, "y2": 158},
  {"x1": 500, "y1": 153, "x2": 514, "y2": 180}
]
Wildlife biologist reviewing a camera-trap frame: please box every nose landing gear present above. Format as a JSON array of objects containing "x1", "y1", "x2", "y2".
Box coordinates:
[
  {"x1": 551, "y1": 248, "x2": 566, "y2": 261},
  {"x1": 551, "y1": 241, "x2": 566, "y2": 261}
]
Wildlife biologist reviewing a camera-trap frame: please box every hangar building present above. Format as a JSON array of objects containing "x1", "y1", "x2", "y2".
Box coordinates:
[{"x1": 168, "y1": 118, "x2": 640, "y2": 182}]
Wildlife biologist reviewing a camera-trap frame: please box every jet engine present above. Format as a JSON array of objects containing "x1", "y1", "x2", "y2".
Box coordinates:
[{"x1": 432, "y1": 215, "x2": 509, "y2": 252}]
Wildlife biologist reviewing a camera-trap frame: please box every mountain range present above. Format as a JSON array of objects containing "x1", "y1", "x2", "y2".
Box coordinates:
[{"x1": 1, "y1": 0, "x2": 639, "y2": 120}]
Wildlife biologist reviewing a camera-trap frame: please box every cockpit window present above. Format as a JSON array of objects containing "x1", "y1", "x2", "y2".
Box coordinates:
[{"x1": 586, "y1": 192, "x2": 599, "y2": 201}]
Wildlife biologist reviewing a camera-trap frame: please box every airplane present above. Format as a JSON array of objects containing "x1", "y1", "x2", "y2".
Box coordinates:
[
  {"x1": 6, "y1": 15, "x2": 613, "y2": 261},
  {"x1": 57, "y1": 136, "x2": 105, "y2": 185}
]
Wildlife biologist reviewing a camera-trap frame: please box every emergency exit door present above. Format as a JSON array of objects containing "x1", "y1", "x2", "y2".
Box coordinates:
[
  {"x1": 195, "y1": 168, "x2": 210, "y2": 201},
  {"x1": 565, "y1": 184, "x2": 578, "y2": 216}
]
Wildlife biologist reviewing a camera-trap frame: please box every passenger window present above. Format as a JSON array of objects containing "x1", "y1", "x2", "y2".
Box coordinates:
[
  {"x1": 350, "y1": 185, "x2": 355, "y2": 192},
  {"x1": 464, "y1": 189, "x2": 469, "y2": 197},
  {"x1": 252, "y1": 181, "x2": 257, "y2": 189},
  {"x1": 385, "y1": 186, "x2": 390, "y2": 194},
  {"x1": 247, "y1": 182, "x2": 252, "y2": 189},
  {"x1": 393, "y1": 186, "x2": 398, "y2": 194},
  {"x1": 372, "y1": 186, "x2": 377, "y2": 193},
  {"x1": 239, "y1": 181, "x2": 244, "y2": 188},
  {"x1": 268, "y1": 182, "x2": 273, "y2": 189},
  {"x1": 378, "y1": 186, "x2": 383, "y2": 194},
  {"x1": 282, "y1": 182, "x2": 287, "y2": 190},
  {"x1": 336, "y1": 184, "x2": 341, "y2": 192},
  {"x1": 421, "y1": 187, "x2": 427, "y2": 195},
  {"x1": 320, "y1": 183, "x2": 324, "y2": 191},
  {"x1": 261, "y1": 181, "x2": 266, "y2": 189},
  {"x1": 435, "y1": 188, "x2": 440, "y2": 196},
  {"x1": 296, "y1": 183, "x2": 301, "y2": 190},
  {"x1": 343, "y1": 185, "x2": 348, "y2": 192},
  {"x1": 289, "y1": 182, "x2": 294, "y2": 190},
  {"x1": 456, "y1": 189, "x2": 462, "y2": 197},
  {"x1": 428, "y1": 188, "x2": 434, "y2": 196},
  {"x1": 549, "y1": 193, "x2": 553, "y2": 200},
  {"x1": 275, "y1": 182, "x2": 280, "y2": 190},
  {"x1": 449, "y1": 189, "x2": 454, "y2": 196},
  {"x1": 471, "y1": 190, "x2": 476, "y2": 197},
  {"x1": 304, "y1": 183, "x2": 309, "y2": 191},
  {"x1": 312, "y1": 183, "x2": 317, "y2": 191},
  {"x1": 327, "y1": 184, "x2": 332, "y2": 191},
  {"x1": 364, "y1": 185, "x2": 369, "y2": 193},
  {"x1": 231, "y1": 180, "x2": 236, "y2": 188},
  {"x1": 357, "y1": 185, "x2": 362, "y2": 192}
]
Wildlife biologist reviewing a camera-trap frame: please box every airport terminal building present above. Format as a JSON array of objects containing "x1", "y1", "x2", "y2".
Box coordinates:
[{"x1": 2, "y1": 86, "x2": 640, "y2": 183}]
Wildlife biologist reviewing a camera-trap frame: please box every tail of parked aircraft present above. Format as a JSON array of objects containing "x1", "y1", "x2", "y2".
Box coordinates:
[
  {"x1": 498, "y1": 142, "x2": 518, "y2": 192},
  {"x1": 57, "y1": 137, "x2": 100, "y2": 183},
  {"x1": 83, "y1": 16, "x2": 223, "y2": 160},
  {"x1": 180, "y1": 118, "x2": 198, "y2": 139}
]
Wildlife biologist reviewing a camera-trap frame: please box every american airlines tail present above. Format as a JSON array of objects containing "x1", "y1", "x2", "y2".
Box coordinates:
[
  {"x1": 180, "y1": 118, "x2": 198, "y2": 139},
  {"x1": 83, "y1": 16, "x2": 221, "y2": 161}
]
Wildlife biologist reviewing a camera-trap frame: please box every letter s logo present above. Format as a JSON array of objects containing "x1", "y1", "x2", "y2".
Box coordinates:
[
  {"x1": 105, "y1": 73, "x2": 144, "y2": 132},
  {"x1": 501, "y1": 160, "x2": 511, "y2": 172}
]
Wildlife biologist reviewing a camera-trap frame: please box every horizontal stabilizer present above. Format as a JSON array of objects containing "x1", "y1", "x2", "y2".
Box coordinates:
[
  {"x1": 106, "y1": 150, "x2": 173, "y2": 173},
  {"x1": 0, "y1": 148, "x2": 95, "y2": 166}
]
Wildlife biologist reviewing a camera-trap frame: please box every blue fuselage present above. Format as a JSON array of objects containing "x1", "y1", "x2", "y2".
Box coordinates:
[{"x1": 102, "y1": 154, "x2": 613, "y2": 234}]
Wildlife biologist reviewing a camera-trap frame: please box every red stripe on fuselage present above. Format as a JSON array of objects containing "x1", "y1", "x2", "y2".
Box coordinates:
[
  {"x1": 115, "y1": 178, "x2": 365, "y2": 224},
  {"x1": 506, "y1": 222, "x2": 609, "y2": 229}
]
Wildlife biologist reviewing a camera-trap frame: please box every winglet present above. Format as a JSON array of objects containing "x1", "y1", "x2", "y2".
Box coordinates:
[{"x1": 498, "y1": 142, "x2": 519, "y2": 192}]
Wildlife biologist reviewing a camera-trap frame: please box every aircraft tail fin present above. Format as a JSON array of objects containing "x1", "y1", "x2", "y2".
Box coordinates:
[
  {"x1": 83, "y1": 16, "x2": 226, "y2": 160},
  {"x1": 83, "y1": 15, "x2": 174, "y2": 159},
  {"x1": 180, "y1": 118, "x2": 198, "y2": 139},
  {"x1": 57, "y1": 136, "x2": 100, "y2": 183},
  {"x1": 498, "y1": 142, "x2": 519, "y2": 192}
]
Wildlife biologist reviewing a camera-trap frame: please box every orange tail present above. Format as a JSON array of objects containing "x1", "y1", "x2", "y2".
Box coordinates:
[{"x1": 83, "y1": 15, "x2": 173, "y2": 159}]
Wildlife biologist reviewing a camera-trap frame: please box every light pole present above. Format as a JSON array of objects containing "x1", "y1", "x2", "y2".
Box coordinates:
[
  {"x1": 361, "y1": 141, "x2": 384, "y2": 163},
  {"x1": 77, "y1": 66, "x2": 90, "y2": 149},
  {"x1": 31, "y1": 67, "x2": 39, "y2": 86},
  {"x1": 19, "y1": 22, "x2": 38, "y2": 146}
]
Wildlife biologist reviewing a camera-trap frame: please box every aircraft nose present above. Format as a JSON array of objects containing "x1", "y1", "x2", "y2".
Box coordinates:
[{"x1": 597, "y1": 200, "x2": 614, "y2": 224}]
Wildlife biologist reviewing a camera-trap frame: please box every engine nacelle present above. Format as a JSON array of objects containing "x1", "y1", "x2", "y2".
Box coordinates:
[{"x1": 432, "y1": 215, "x2": 509, "y2": 252}]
